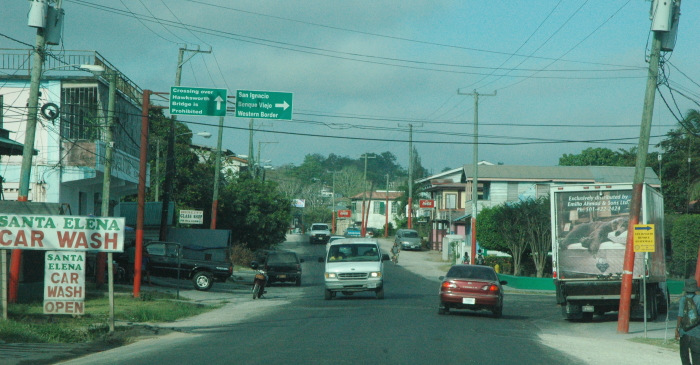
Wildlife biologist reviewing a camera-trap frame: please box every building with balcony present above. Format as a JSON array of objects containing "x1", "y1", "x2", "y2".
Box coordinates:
[{"x1": 0, "y1": 50, "x2": 146, "y2": 214}]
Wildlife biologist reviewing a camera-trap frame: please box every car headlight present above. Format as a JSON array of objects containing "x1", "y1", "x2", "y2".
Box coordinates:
[
  {"x1": 369, "y1": 272, "x2": 382, "y2": 278},
  {"x1": 325, "y1": 272, "x2": 337, "y2": 279}
]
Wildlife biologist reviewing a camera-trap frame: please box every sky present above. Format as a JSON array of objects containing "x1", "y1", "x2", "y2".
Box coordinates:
[{"x1": 2, "y1": 0, "x2": 699, "y2": 176}]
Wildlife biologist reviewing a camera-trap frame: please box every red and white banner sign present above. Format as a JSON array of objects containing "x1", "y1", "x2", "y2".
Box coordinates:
[
  {"x1": 419, "y1": 199, "x2": 435, "y2": 208},
  {"x1": 0, "y1": 214, "x2": 125, "y2": 252},
  {"x1": 337, "y1": 210, "x2": 352, "y2": 218},
  {"x1": 44, "y1": 251, "x2": 85, "y2": 315}
]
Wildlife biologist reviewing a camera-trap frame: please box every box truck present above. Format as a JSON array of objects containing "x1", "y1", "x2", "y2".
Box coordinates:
[{"x1": 551, "y1": 183, "x2": 668, "y2": 320}]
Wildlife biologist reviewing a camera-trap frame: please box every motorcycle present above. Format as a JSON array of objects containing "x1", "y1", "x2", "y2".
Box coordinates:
[{"x1": 250, "y1": 261, "x2": 268, "y2": 299}]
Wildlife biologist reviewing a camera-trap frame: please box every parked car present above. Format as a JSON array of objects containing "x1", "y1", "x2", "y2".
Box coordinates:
[
  {"x1": 438, "y1": 264, "x2": 507, "y2": 317},
  {"x1": 265, "y1": 251, "x2": 304, "y2": 286},
  {"x1": 395, "y1": 229, "x2": 422, "y2": 250},
  {"x1": 365, "y1": 227, "x2": 378, "y2": 237},
  {"x1": 344, "y1": 227, "x2": 361, "y2": 238},
  {"x1": 309, "y1": 223, "x2": 331, "y2": 244},
  {"x1": 145, "y1": 241, "x2": 233, "y2": 291}
]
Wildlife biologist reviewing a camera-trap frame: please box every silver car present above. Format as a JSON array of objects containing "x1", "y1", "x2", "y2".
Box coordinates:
[{"x1": 395, "y1": 229, "x2": 422, "y2": 251}]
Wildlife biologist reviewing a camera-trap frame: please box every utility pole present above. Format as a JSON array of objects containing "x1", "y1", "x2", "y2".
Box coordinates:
[
  {"x1": 134, "y1": 90, "x2": 151, "y2": 299},
  {"x1": 458, "y1": 89, "x2": 496, "y2": 264},
  {"x1": 398, "y1": 123, "x2": 422, "y2": 230},
  {"x1": 360, "y1": 153, "x2": 376, "y2": 236},
  {"x1": 328, "y1": 171, "x2": 341, "y2": 234},
  {"x1": 160, "y1": 46, "x2": 211, "y2": 240},
  {"x1": 618, "y1": 0, "x2": 680, "y2": 333},
  {"x1": 248, "y1": 118, "x2": 255, "y2": 177},
  {"x1": 100, "y1": 70, "x2": 117, "y2": 331},
  {"x1": 10, "y1": 1, "x2": 50, "y2": 303},
  {"x1": 257, "y1": 141, "x2": 278, "y2": 179},
  {"x1": 211, "y1": 116, "x2": 224, "y2": 229}
]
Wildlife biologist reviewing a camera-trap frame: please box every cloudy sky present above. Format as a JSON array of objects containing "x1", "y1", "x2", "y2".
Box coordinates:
[{"x1": 2, "y1": 0, "x2": 699, "y2": 175}]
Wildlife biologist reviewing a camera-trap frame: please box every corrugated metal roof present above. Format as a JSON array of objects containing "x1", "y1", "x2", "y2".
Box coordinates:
[
  {"x1": 459, "y1": 165, "x2": 660, "y2": 186},
  {"x1": 350, "y1": 191, "x2": 403, "y2": 200}
]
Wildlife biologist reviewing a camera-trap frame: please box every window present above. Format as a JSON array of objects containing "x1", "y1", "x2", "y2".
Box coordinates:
[
  {"x1": 391, "y1": 202, "x2": 398, "y2": 214},
  {"x1": 373, "y1": 202, "x2": 386, "y2": 214},
  {"x1": 445, "y1": 194, "x2": 457, "y2": 209}
]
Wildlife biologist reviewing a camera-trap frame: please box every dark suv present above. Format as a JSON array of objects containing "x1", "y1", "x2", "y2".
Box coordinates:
[
  {"x1": 265, "y1": 251, "x2": 304, "y2": 286},
  {"x1": 145, "y1": 241, "x2": 233, "y2": 291}
]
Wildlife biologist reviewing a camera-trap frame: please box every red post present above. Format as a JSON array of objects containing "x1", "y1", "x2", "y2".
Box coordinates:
[
  {"x1": 361, "y1": 200, "x2": 366, "y2": 237},
  {"x1": 407, "y1": 197, "x2": 413, "y2": 229},
  {"x1": 133, "y1": 90, "x2": 150, "y2": 298},
  {"x1": 617, "y1": 183, "x2": 643, "y2": 333},
  {"x1": 332, "y1": 210, "x2": 336, "y2": 235},
  {"x1": 210, "y1": 200, "x2": 218, "y2": 229}
]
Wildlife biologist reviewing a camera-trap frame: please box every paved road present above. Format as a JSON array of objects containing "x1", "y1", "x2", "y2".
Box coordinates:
[{"x1": 63, "y1": 237, "x2": 586, "y2": 365}]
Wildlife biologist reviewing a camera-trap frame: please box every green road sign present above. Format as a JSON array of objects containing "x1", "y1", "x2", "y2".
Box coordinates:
[
  {"x1": 235, "y1": 90, "x2": 293, "y2": 120},
  {"x1": 170, "y1": 86, "x2": 227, "y2": 116}
]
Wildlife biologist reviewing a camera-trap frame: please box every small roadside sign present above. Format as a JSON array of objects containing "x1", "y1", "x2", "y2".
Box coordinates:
[
  {"x1": 419, "y1": 199, "x2": 435, "y2": 208},
  {"x1": 170, "y1": 86, "x2": 227, "y2": 116},
  {"x1": 235, "y1": 90, "x2": 293, "y2": 120},
  {"x1": 633, "y1": 224, "x2": 655, "y2": 252},
  {"x1": 338, "y1": 210, "x2": 352, "y2": 218},
  {"x1": 179, "y1": 210, "x2": 204, "y2": 225}
]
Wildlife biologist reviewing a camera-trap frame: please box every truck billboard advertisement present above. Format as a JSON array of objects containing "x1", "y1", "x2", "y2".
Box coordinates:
[{"x1": 554, "y1": 188, "x2": 641, "y2": 279}]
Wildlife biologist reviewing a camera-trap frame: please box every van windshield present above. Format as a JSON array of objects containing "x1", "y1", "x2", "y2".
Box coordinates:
[
  {"x1": 402, "y1": 231, "x2": 419, "y2": 238},
  {"x1": 327, "y1": 244, "x2": 379, "y2": 262},
  {"x1": 312, "y1": 224, "x2": 328, "y2": 231}
]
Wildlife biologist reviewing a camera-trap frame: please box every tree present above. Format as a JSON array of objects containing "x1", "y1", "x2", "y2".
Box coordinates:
[
  {"x1": 521, "y1": 197, "x2": 551, "y2": 278},
  {"x1": 217, "y1": 175, "x2": 292, "y2": 251},
  {"x1": 657, "y1": 109, "x2": 700, "y2": 212},
  {"x1": 558, "y1": 147, "x2": 638, "y2": 167},
  {"x1": 334, "y1": 166, "x2": 365, "y2": 199}
]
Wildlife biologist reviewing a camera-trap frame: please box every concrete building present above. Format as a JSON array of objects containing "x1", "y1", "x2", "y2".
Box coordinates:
[{"x1": 0, "y1": 50, "x2": 146, "y2": 214}]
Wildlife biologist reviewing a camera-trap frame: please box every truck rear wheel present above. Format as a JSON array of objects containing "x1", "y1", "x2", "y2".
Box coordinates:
[{"x1": 193, "y1": 271, "x2": 213, "y2": 291}]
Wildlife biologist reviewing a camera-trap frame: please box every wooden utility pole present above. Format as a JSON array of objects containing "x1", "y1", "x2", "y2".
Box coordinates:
[
  {"x1": 457, "y1": 89, "x2": 496, "y2": 264},
  {"x1": 617, "y1": 25, "x2": 664, "y2": 335}
]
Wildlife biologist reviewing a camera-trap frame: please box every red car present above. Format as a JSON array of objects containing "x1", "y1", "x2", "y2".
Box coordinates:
[{"x1": 438, "y1": 264, "x2": 507, "y2": 317}]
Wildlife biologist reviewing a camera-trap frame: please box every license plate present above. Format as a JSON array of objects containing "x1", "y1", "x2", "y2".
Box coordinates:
[
  {"x1": 582, "y1": 305, "x2": 594, "y2": 312},
  {"x1": 462, "y1": 298, "x2": 476, "y2": 305},
  {"x1": 278, "y1": 275, "x2": 286, "y2": 279}
]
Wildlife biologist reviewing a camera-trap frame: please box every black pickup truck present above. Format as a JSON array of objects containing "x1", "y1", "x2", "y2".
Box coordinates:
[{"x1": 145, "y1": 241, "x2": 232, "y2": 290}]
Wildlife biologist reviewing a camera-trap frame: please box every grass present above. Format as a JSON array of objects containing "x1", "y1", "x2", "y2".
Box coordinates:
[
  {"x1": 0, "y1": 290, "x2": 221, "y2": 344},
  {"x1": 628, "y1": 337, "x2": 679, "y2": 350}
]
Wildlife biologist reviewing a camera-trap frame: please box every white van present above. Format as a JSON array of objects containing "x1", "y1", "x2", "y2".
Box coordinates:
[{"x1": 321, "y1": 238, "x2": 389, "y2": 300}]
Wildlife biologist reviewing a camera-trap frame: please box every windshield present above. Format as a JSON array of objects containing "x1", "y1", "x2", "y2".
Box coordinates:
[
  {"x1": 311, "y1": 224, "x2": 328, "y2": 231},
  {"x1": 267, "y1": 253, "x2": 298, "y2": 264},
  {"x1": 327, "y1": 244, "x2": 379, "y2": 262},
  {"x1": 402, "y1": 231, "x2": 419, "y2": 238},
  {"x1": 446, "y1": 266, "x2": 498, "y2": 281}
]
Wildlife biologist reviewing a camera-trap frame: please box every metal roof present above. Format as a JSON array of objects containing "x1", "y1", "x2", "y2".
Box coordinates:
[{"x1": 459, "y1": 165, "x2": 660, "y2": 186}]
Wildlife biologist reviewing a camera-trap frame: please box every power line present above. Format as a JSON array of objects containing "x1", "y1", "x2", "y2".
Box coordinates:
[
  {"x1": 180, "y1": 0, "x2": 645, "y2": 70},
  {"x1": 65, "y1": 0, "x2": 645, "y2": 80}
]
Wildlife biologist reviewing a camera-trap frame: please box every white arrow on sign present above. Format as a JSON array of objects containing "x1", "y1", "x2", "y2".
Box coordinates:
[
  {"x1": 275, "y1": 100, "x2": 290, "y2": 110},
  {"x1": 215, "y1": 96, "x2": 224, "y2": 110}
]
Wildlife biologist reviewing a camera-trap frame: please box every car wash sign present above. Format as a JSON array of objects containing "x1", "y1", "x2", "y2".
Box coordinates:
[
  {"x1": 0, "y1": 214, "x2": 125, "y2": 252},
  {"x1": 44, "y1": 251, "x2": 85, "y2": 315}
]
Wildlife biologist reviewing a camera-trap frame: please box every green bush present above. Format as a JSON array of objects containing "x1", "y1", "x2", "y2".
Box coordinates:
[{"x1": 670, "y1": 215, "x2": 700, "y2": 278}]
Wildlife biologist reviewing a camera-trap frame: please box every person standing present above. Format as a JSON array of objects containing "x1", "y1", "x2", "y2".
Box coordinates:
[{"x1": 677, "y1": 278, "x2": 700, "y2": 365}]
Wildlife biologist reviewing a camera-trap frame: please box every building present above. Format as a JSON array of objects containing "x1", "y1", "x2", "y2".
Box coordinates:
[
  {"x1": 349, "y1": 191, "x2": 403, "y2": 230},
  {"x1": 0, "y1": 50, "x2": 146, "y2": 215},
  {"x1": 418, "y1": 164, "x2": 661, "y2": 250}
]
